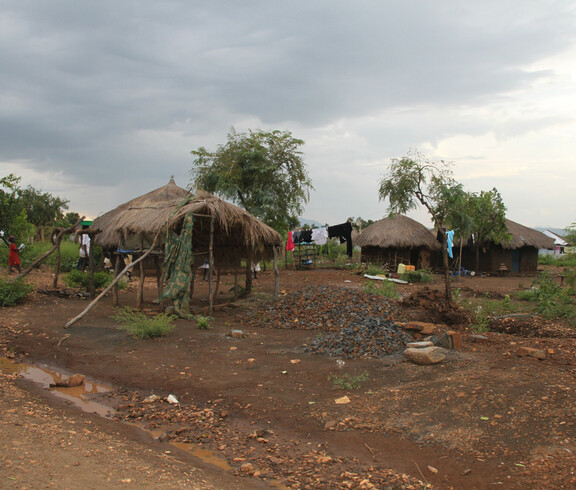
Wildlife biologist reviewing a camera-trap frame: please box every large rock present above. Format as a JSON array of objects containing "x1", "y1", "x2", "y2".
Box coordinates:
[{"x1": 404, "y1": 346, "x2": 446, "y2": 365}]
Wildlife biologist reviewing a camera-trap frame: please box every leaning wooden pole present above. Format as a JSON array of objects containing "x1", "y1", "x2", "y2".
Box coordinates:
[
  {"x1": 65, "y1": 231, "x2": 161, "y2": 328},
  {"x1": 14, "y1": 217, "x2": 85, "y2": 282}
]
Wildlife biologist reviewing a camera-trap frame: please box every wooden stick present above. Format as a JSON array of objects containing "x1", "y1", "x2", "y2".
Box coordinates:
[
  {"x1": 64, "y1": 231, "x2": 161, "y2": 328},
  {"x1": 13, "y1": 216, "x2": 85, "y2": 282}
]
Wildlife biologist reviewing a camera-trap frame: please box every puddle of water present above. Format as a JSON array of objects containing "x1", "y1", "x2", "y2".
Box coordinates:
[
  {"x1": 1, "y1": 358, "x2": 285, "y2": 485},
  {"x1": 0, "y1": 357, "x2": 114, "y2": 417}
]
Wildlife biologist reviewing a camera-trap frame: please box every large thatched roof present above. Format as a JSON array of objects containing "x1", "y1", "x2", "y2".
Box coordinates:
[
  {"x1": 500, "y1": 219, "x2": 555, "y2": 250},
  {"x1": 355, "y1": 215, "x2": 441, "y2": 250},
  {"x1": 91, "y1": 179, "x2": 281, "y2": 260}
]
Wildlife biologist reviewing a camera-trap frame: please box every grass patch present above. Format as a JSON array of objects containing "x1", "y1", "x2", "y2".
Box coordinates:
[
  {"x1": 113, "y1": 307, "x2": 177, "y2": 339},
  {"x1": 363, "y1": 280, "x2": 399, "y2": 298},
  {"x1": 329, "y1": 372, "x2": 370, "y2": 390}
]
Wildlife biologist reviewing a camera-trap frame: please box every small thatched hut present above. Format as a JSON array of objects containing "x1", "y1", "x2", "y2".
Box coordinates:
[
  {"x1": 355, "y1": 215, "x2": 440, "y2": 269},
  {"x1": 91, "y1": 178, "x2": 282, "y2": 312},
  {"x1": 459, "y1": 219, "x2": 554, "y2": 274}
]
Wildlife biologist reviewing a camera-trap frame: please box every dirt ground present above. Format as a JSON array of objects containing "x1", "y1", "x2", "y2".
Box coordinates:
[{"x1": 1, "y1": 265, "x2": 575, "y2": 489}]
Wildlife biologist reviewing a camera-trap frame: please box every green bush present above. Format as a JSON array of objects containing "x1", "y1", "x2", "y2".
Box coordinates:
[
  {"x1": 0, "y1": 277, "x2": 34, "y2": 307},
  {"x1": 401, "y1": 269, "x2": 433, "y2": 283},
  {"x1": 196, "y1": 315, "x2": 211, "y2": 329},
  {"x1": 516, "y1": 272, "x2": 575, "y2": 320},
  {"x1": 113, "y1": 307, "x2": 177, "y2": 339},
  {"x1": 65, "y1": 270, "x2": 113, "y2": 289}
]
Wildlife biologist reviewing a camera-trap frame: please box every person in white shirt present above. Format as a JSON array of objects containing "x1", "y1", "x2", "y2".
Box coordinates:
[{"x1": 77, "y1": 226, "x2": 91, "y2": 271}]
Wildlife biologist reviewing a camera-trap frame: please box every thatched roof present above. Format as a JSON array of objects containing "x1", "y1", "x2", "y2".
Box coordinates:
[
  {"x1": 91, "y1": 179, "x2": 281, "y2": 261},
  {"x1": 500, "y1": 219, "x2": 555, "y2": 250},
  {"x1": 355, "y1": 215, "x2": 441, "y2": 250}
]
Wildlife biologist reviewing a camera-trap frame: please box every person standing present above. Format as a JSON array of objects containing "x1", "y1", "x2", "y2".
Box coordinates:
[
  {"x1": 77, "y1": 227, "x2": 91, "y2": 271},
  {"x1": 1, "y1": 232, "x2": 22, "y2": 274}
]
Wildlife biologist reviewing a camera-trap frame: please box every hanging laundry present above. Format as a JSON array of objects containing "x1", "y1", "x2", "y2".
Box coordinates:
[
  {"x1": 300, "y1": 229, "x2": 313, "y2": 243},
  {"x1": 311, "y1": 227, "x2": 328, "y2": 245},
  {"x1": 446, "y1": 230, "x2": 455, "y2": 259},
  {"x1": 286, "y1": 231, "x2": 295, "y2": 252},
  {"x1": 292, "y1": 230, "x2": 302, "y2": 244},
  {"x1": 328, "y1": 222, "x2": 353, "y2": 257}
]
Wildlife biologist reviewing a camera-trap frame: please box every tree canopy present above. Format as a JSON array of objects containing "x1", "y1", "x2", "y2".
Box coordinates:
[
  {"x1": 190, "y1": 128, "x2": 313, "y2": 231},
  {"x1": 1, "y1": 174, "x2": 70, "y2": 240}
]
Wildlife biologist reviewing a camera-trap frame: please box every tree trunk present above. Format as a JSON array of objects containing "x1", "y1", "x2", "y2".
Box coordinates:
[
  {"x1": 475, "y1": 244, "x2": 480, "y2": 273},
  {"x1": 442, "y1": 234, "x2": 452, "y2": 303}
]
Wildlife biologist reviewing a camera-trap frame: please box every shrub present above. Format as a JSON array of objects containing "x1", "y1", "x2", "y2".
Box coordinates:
[
  {"x1": 65, "y1": 270, "x2": 113, "y2": 289},
  {"x1": 515, "y1": 272, "x2": 575, "y2": 320},
  {"x1": 196, "y1": 315, "x2": 211, "y2": 329},
  {"x1": 470, "y1": 306, "x2": 491, "y2": 333},
  {"x1": 0, "y1": 277, "x2": 34, "y2": 307},
  {"x1": 113, "y1": 307, "x2": 177, "y2": 339}
]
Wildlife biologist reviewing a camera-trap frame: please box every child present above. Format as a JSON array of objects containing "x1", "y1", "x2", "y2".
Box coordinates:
[{"x1": 1, "y1": 232, "x2": 22, "y2": 274}]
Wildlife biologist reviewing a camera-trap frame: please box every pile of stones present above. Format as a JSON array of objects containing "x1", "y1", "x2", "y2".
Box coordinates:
[{"x1": 246, "y1": 285, "x2": 411, "y2": 359}]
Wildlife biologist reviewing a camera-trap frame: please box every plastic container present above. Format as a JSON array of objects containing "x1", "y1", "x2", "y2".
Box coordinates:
[
  {"x1": 405, "y1": 265, "x2": 415, "y2": 271},
  {"x1": 397, "y1": 263, "x2": 406, "y2": 274}
]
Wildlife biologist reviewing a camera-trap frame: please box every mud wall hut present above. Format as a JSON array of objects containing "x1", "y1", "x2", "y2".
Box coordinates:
[
  {"x1": 355, "y1": 215, "x2": 441, "y2": 270},
  {"x1": 459, "y1": 219, "x2": 554, "y2": 274}
]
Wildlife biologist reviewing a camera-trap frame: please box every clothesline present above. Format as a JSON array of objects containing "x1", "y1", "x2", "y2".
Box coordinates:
[{"x1": 286, "y1": 221, "x2": 354, "y2": 258}]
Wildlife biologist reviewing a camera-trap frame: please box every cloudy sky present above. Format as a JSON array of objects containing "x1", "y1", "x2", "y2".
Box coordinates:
[{"x1": 2, "y1": 1, "x2": 576, "y2": 230}]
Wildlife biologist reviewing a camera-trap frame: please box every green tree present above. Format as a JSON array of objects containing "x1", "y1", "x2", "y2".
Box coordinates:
[
  {"x1": 190, "y1": 128, "x2": 313, "y2": 232},
  {"x1": 0, "y1": 174, "x2": 23, "y2": 232},
  {"x1": 565, "y1": 223, "x2": 576, "y2": 245},
  {"x1": 348, "y1": 217, "x2": 375, "y2": 232},
  {"x1": 466, "y1": 188, "x2": 510, "y2": 271},
  {"x1": 20, "y1": 186, "x2": 69, "y2": 240},
  {"x1": 378, "y1": 152, "x2": 468, "y2": 301}
]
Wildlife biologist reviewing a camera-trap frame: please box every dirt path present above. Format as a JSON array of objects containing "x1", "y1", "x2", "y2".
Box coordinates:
[{"x1": 1, "y1": 267, "x2": 575, "y2": 488}]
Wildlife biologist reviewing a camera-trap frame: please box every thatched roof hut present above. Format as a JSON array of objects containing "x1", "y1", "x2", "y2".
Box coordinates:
[
  {"x1": 90, "y1": 178, "x2": 282, "y2": 313},
  {"x1": 500, "y1": 219, "x2": 555, "y2": 250},
  {"x1": 356, "y1": 215, "x2": 440, "y2": 269},
  {"x1": 459, "y1": 219, "x2": 554, "y2": 274},
  {"x1": 92, "y1": 178, "x2": 281, "y2": 263}
]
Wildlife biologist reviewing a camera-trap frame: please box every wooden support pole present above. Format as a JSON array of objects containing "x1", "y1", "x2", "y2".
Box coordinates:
[
  {"x1": 273, "y1": 246, "x2": 279, "y2": 300},
  {"x1": 233, "y1": 249, "x2": 238, "y2": 301},
  {"x1": 52, "y1": 242, "x2": 62, "y2": 289},
  {"x1": 208, "y1": 215, "x2": 214, "y2": 315},
  {"x1": 112, "y1": 255, "x2": 121, "y2": 306},
  {"x1": 136, "y1": 258, "x2": 145, "y2": 310},
  {"x1": 88, "y1": 240, "x2": 95, "y2": 298}
]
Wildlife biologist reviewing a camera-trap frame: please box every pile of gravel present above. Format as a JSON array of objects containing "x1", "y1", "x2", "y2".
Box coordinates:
[{"x1": 305, "y1": 317, "x2": 411, "y2": 359}]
